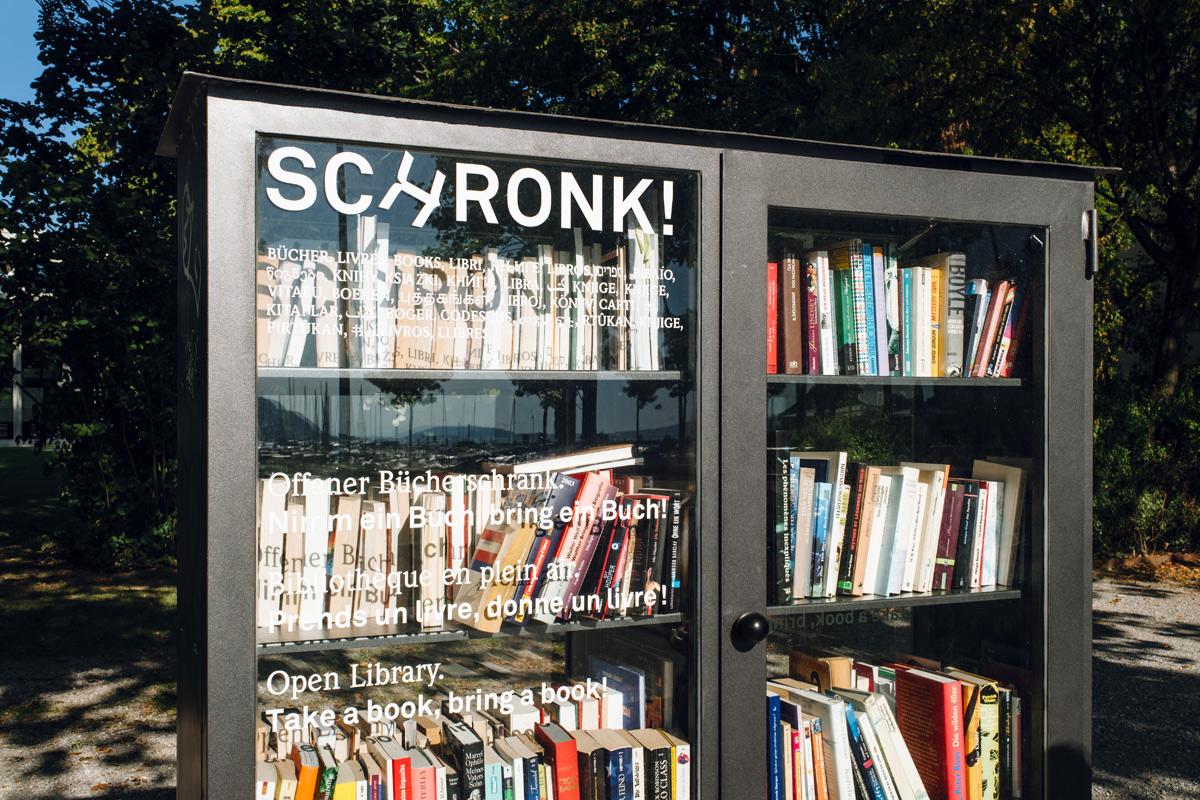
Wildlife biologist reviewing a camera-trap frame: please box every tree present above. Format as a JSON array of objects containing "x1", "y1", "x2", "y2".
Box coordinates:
[
  {"x1": 0, "y1": 0, "x2": 204, "y2": 565},
  {"x1": 798, "y1": 0, "x2": 1200, "y2": 397}
]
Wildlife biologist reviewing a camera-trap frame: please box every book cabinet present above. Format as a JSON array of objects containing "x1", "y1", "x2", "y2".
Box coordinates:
[{"x1": 161, "y1": 74, "x2": 1096, "y2": 800}]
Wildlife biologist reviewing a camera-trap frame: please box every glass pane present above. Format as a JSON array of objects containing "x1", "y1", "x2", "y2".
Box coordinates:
[
  {"x1": 254, "y1": 138, "x2": 699, "y2": 797},
  {"x1": 764, "y1": 210, "x2": 1041, "y2": 800}
]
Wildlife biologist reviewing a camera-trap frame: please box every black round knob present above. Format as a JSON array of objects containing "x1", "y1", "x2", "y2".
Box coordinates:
[{"x1": 732, "y1": 612, "x2": 770, "y2": 648}]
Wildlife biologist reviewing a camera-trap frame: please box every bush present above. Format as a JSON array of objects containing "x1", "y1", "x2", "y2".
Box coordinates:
[{"x1": 1093, "y1": 370, "x2": 1200, "y2": 556}]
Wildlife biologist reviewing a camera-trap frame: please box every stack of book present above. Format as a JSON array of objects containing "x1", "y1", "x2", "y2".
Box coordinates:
[
  {"x1": 257, "y1": 702, "x2": 691, "y2": 800},
  {"x1": 769, "y1": 453, "x2": 1026, "y2": 604},
  {"x1": 769, "y1": 648, "x2": 1026, "y2": 800},
  {"x1": 256, "y1": 445, "x2": 692, "y2": 637},
  {"x1": 258, "y1": 220, "x2": 676, "y2": 372},
  {"x1": 766, "y1": 245, "x2": 1028, "y2": 379}
]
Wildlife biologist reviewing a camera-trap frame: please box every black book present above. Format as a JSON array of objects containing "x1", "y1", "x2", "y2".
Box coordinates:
[
  {"x1": 573, "y1": 729, "x2": 610, "y2": 800},
  {"x1": 836, "y1": 462, "x2": 868, "y2": 594},
  {"x1": 952, "y1": 480, "x2": 981, "y2": 590},
  {"x1": 442, "y1": 720, "x2": 486, "y2": 800}
]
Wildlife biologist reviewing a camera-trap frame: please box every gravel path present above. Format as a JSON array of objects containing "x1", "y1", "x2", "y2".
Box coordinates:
[
  {"x1": 0, "y1": 572, "x2": 1195, "y2": 799},
  {"x1": 1091, "y1": 572, "x2": 1200, "y2": 799}
]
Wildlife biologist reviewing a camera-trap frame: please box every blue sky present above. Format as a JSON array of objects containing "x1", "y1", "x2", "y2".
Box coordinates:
[{"x1": 1, "y1": 1, "x2": 41, "y2": 104}]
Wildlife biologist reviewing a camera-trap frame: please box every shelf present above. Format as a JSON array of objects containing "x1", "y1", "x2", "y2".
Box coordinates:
[
  {"x1": 766, "y1": 585, "x2": 1022, "y2": 616},
  {"x1": 256, "y1": 613, "x2": 685, "y2": 654},
  {"x1": 766, "y1": 374, "x2": 1022, "y2": 388},
  {"x1": 258, "y1": 368, "x2": 684, "y2": 382}
]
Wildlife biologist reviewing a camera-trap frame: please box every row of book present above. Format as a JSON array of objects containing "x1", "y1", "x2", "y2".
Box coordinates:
[
  {"x1": 258, "y1": 700, "x2": 690, "y2": 800},
  {"x1": 771, "y1": 648, "x2": 1026, "y2": 800},
  {"x1": 767, "y1": 244, "x2": 1029, "y2": 379},
  {"x1": 258, "y1": 217, "x2": 675, "y2": 372},
  {"x1": 769, "y1": 452, "x2": 1026, "y2": 604},
  {"x1": 257, "y1": 445, "x2": 692, "y2": 636}
]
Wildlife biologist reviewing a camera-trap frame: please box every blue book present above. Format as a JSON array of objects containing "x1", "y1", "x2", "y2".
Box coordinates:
[
  {"x1": 603, "y1": 732, "x2": 634, "y2": 800},
  {"x1": 809, "y1": 482, "x2": 831, "y2": 597},
  {"x1": 767, "y1": 691, "x2": 783, "y2": 800},
  {"x1": 589, "y1": 656, "x2": 646, "y2": 729},
  {"x1": 861, "y1": 243, "x2": 879, "y2": 376},
  {"x1": 844, "y1": 701, "x2": 886, "y2": 800},
  {"x1": 507, "y1": 472, "x2": 581, "y2": 625}
]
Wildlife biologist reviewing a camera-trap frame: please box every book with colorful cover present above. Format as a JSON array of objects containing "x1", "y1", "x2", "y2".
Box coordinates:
[{"x1": 895, "y1": 669, "x2": 966, "y2": 800}]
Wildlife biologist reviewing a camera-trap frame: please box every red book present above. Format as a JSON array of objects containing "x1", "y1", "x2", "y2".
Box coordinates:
[
  {"x1": 970, "y1": 279, "x2": 1008, "y2": 377},
  {"x1": 535, "y1": 721, "x2": 582, "y2": 800},
  {"x1": 768, "y1": 261, "x2": 780, "y2": 374},
  {"x1": 931, "y1": 482, "x2": 966, "y2": 591},
  {"x1": 895, "y1": 668, "x2": 967, "y2": 800}
]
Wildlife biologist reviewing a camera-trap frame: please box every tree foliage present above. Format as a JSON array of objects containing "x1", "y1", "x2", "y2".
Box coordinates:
[{"x1": 3, "y1": 0, "x2": 1197, "y2": 562}]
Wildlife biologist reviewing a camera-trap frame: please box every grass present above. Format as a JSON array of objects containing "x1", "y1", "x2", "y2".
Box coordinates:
[{"x1": 0, "y1": 447, "x2": 177, "y2": 659}]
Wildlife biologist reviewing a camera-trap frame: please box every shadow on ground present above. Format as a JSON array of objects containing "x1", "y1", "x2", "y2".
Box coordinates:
[{"x1": 1091, "y1": 577, "x2": 1200, "y2": 799}]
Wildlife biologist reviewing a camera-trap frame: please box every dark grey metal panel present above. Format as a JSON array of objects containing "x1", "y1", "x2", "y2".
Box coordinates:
[
  {"x1": 718, "y1": 150, "x2": 771, "y2": 800},
  {"x1": 1043, "y1": 182, "x2": 1094, "y2": 800}
]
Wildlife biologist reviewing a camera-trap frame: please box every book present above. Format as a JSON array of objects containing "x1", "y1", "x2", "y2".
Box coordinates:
[
  {"x1": 772, "y1": 684, "x2": 857, "y2": 800},
  {"x1": 963, "y1": 279, "x2": 989, "y2": 376},
  {"x1": 945, "y1": 670, "x2": 1002, "y2": 800},
  {"x1": 833, "y1": 687, "x2": 929, "y2": 800},
  {"x1": 657, "y1": 728, "x2": 690, "y2": 800},
  {"x1": 292, "y1": 743, "x2": 322, "y2": 800},
  {"x1": 571, "y1": 730, "x2": 607, "y2": 800},
  {"x1": 895, "y1": 669, "x2": 966, "y2": 800},
  {"x1": 483, "y1": 445, "x2": 637, "y2": 475},
  {"x1": 443, "y1": 720, "x2": 487, "y2": 800},
  {"x1": 910, "y1": 253, "x2": 967, "y2": 376},
  {"x1": 768, "y1": 261, "x2": 780, "y2": 373},
  {"x1": 931, "y1": 482, "x2": 966, "y2": 592},
  {"x1": 768, "y1": 691, "x2": 784, "y2": 800},
  {"x1": 829, "y1": 246, "x2": 859, "y2": 375},
  {"x1": 971, "y1": 460, "x2": 1025, "y2": 587},
  {"x1": 630, "y1": 730, "x2": 673, "y2": 800},
  {"x1": 780, "y1": 250, "x2": 806, "y2": 374},
  {"x1": 535, "y1": 721, "x2": 581, "y2": 800},
  {"x1": 808, "y1": 250, "x2": 838, "y2": 375}
]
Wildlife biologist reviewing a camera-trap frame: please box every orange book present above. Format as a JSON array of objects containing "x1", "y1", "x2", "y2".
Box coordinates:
[{"x1": 289, "y1": 743, "x2": 321, "y2": 800}]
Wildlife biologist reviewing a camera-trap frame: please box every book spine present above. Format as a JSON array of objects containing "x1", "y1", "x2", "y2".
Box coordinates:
[
  {"x1": 804, "y1": 255, "x2": 821, "y2": 373},
  {"x1": 871, "y1": 245, "x2": 888, "y2": 377},
  {"x1": 767, "y1": 262, "x2": 779, "y2": 374},
  {"x1": 929, "y1": 265, "x2": 943, "y2": 378},
  {"x1": 845, "y1": 704, "x2": 886, "y2": 800},
  {"x1": 884, "y1": 244, "x2": 902, "y2": 375},
  {"x1": 814, "y1": 251, "x2": 838, "y2": 375},
  {"x1": 833, "y1": 266, "x2": 859, "y2": 375},
  {"x1": 986, "y1": 285, "x2": 1017, "y2": 377},
  {"x1": 768, "y1": 694, "x2": 783, "y2": 800},
  {"x1": 902, "y1": 269, "x2": 914, "y2": 377},
  {"x1": 851, "y1": 244, "x2": 874, "y2": 375},
  {"x1": 836, "y1": 464, "x2": 867, "y2": 594},
  {"x1": 781, "y1": 252, "x2": 805, "y2": 374},
  {"x1": 944, "y1": 256, "x2": 967, "y2": 377}
]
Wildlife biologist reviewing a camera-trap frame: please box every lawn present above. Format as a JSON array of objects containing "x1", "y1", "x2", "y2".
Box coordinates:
[{"x1": 0, "y1": 447, "x2": 177, "y2": 659}]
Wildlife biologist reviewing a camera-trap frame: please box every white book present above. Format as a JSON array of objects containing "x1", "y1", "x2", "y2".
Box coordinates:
[
  {"x1": 972, "y1": 459, "x2": 1026, "y2": 586},
  {"x1": 808, "y1": 250, "x2": 838, "y2": 375},
  {"x1": 981, "y1": 478, "x2": 1003, "y2": 586},
  {"x1": 899, "y1": 481, "x2": 928, "y2": 593},
  {"x1": 257, "y1": 479, "x2": 287, "y2": 629},
  {"x1": 856, "y1": 710, "x2": 902, "y2": 800},
  {"x1": 492, "y1": 738, "x2": 525, "y2": 800},
  {"x1": 860, "y1": 475, "x2": 892, "y2": 595},
  {"x1": 770, "y1": 684, "x2": 857, "y2": 800},
  {"x1": 619, "y1": 730, "x2": 646, "y2": 800},
  {"x1": 299, "y1": 477, "x2": 331, "y2": 623},
  {"x1": 915, "y1": 267, "x2": 931, "y2": 377},
  {"x1": 283, "y1": 267, "x2": 315, "y2": 368},
  {"x1": 599, "y1": 682, "x2": 625, "y2": 730},
  {"x1": 900, "y1": 463, "x2": 949, "y2": 593},
  {"x1": 878, "y1": 466, "x2": 919, "y2": 596},
  {"x1": 969, "y1": 481, "x2": 990, "y2": 588}
]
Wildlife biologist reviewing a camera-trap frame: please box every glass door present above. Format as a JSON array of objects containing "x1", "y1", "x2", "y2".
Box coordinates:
[
  {"x1": 762, "y1": 208, "x2": 1043, "y2": 800},
  {"x1": 253, "y1": 136, "x2": 704, "y2": 799}
]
